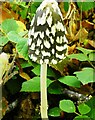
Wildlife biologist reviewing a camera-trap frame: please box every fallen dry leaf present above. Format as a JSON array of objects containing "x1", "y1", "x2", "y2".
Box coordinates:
[
  {"x1": 19, "y1": 72, "x2": 31, "y2": 81},
  {"x1": 68, "y1": 44, "x2": 76, "y2": 54},
  {"x1": 73, "y1": 28, "x2": 88, "y2": 42},
  {"x1": 82, "y1": 20, "x2": 94, "y2": 30},
  {"x1": 88, "y1": 40, "x2": 95, "y2": 48},
  {"x1": 1, "y1": 6, "x2": 19, "y2": 24}
]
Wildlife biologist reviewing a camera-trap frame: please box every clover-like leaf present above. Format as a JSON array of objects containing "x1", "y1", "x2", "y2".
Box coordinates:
[
  {"x1": 68, "y1": 53, "x2": 88, "y2": 61},
  {"x1": 89, "y1": 52, "x2": 95, "y2": 61},
  {"x1": 48, "y1": 81, "x2": 63, "y2": 94},
  {"x1": 74, "y1": 115, "x2": 91, "y2": 120},
  {"x1": 1, "y1": 19, "x2": 18, "y2": 33},
  {"x1": 86, "y1": 96, "x2": 95, "y2": 119},
  {"x1": 78, "y1": 103, "x2": 91, "y2": 115},
  {"x1": 74, "y1": 67, "x2": 95, "y2": 85},
  {"x1": 7, "y1": 31, "x2": 21, "y2": 43},
  {"x1": 77, "y1": 47, "x2": 94, "y2": 55},
  {"x1": 0, "y1": 36, "x2": 9, "y2": 46},
  {"x1": 49, "y1": 107, "x2": 61, "y2": 117},
  {"x1": 77, "y1": 1, "x2": 94, "y2": 11},
  {"x1": 16, "y1": 38, "x2": 28, "y2": 60},
  {"x1": 59, "y1": 100, "x2": 76, "y2": 113},
  {"x1": 16, "y1": 21, "x2": 26, "y2": 32},
  {"x1": 58, "y1": 76, "x2": 81, "y2": 88},
  {"x1": 21, "y1": 77, "x2": 53, "y2": 92}
]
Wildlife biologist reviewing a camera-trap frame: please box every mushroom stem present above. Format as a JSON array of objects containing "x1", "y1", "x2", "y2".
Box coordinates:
[{"x1": 40, "y1": 62, "x2": 48, "y2": 119}]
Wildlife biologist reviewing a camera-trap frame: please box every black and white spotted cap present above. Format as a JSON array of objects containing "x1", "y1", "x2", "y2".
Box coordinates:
[{"x1": 28, "y1": 0, "x2": 68, "y2": 64}]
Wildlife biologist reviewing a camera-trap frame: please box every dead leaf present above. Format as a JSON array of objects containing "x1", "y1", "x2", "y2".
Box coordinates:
[
  {"x1": 31, "y1": 93, "x2": 39, "y2": 100},
  {"x1": 16, "y1": 21, "x2": 26, "y2": 31},
  {"x1": 1, "y1": 6, "x2": 19, "y2": 24},
  {"x1": 82, "y1": 20, "x2": 94, "y2": 30},
  {"x1": 51, "y1": 57, "x2": 69, "y2": 75},
  {"x1": 88, "y1": 40, "x2": 95, "y2": 48},
  {"x1": 0, "y1": 52, "x2": 9, "y2": 84},
  {"x1": 65, "y1": 34, "x2": 74, "y2": 42},
  {"x1": 77, "y1": 84, "x2": 94, "y2": 95},
  {"x1": 68, "y1": 44, "x2": 76, "y2": 54},
  {"x1": 2, "y1": 97, "x2": 8, "y2": 116},
  {"x1": 73, "y1": 28, "x2": 88, "y2": 41},
  {"x1": 58, "y1": 2, "x2": 67, "y2": 18},
  {"x1": 1, "y1": 3, "x2": 25, "y2": 24},
  {"x1": 19, "y1": 72, "x2": 31, "y2": 81}
]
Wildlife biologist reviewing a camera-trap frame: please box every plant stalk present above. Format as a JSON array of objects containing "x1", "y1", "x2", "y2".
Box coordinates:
[{"x1": 40, "y1": 63, "x2": 48, "y2": 119}]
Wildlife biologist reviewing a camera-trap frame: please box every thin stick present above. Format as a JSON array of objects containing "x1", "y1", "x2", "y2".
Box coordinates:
[{"x1": 40, "y1": 63, "x2": 48, "y2": 119}]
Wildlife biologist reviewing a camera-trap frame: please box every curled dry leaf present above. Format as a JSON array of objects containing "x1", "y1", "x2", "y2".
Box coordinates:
[
  {"x1": 68, "y1": 44, "x2": 76, "y2": 54},
  {"x1": 75, "y1": 84, "x2": 94, "y2": 95},
  {"x1": 1, "y1": 6, "x2": 19, "y2": 24},
  {"x1": 19, "y1": 72, "x2": 31, "y2": 81},
  {"x1": 58, "y1": 2, "x2": 67, "y2": 18},
  {"x1": 64, "y1": 3, "x2": 80, "y2": 42},
  {"x1": 2, "y1": 97, "x2": 8, "y2": 116},
  {"x1": 1, "y1": 3, "x2": 25, "y2": 24},
  {"x1": 88, "y1": 40, "x2": 95, "y2": 48},
  {"x1": 73, "y1": 28, "x2": 88, "y2": 41},
  {"x1": 0, "y1": 52, "x2": 9, "y2": 84},
  {"x1": 82, "y1": 20, "x2": 94, "y2": 30}
]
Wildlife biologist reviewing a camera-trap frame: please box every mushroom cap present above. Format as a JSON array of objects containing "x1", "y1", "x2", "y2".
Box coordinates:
[{"x1": 28, "y1": 0, "x2": 68, "y2": 64}]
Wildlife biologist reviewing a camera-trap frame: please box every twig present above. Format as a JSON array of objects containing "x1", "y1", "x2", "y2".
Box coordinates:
[
  {"x1": 63, "y1": 88, "x2": 91, "y2": 102},
  {"x1": 3, "y1": 53, "x2": 17, "y2": 84},
  {"x1": 6, "y1": 99, "x2": 18, "y2": 114},
  {"x1": 3, "y1": 71, "x2": 18, "y2": 84},
  {"x1": 88, "y1": 59, "x2": 95, "y2": 69}
]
